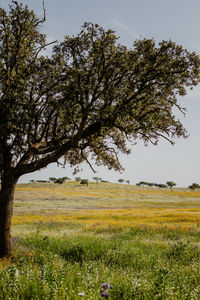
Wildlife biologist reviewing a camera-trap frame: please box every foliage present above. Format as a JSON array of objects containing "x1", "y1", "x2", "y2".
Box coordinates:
[
  {"x1": 166, "y1": 181, "x2": 176, "y2": 188},
  {"x1": 54, "y1": 178, "x2": 65, "y2": 184},
  {"x1": 137, "y1": 181, "x2": 152, "y2": 186},
  {"x1": 1, "y1": 2, "x2": 200, "y2": 180},
  {"x1": 118, "y1": 179, "x2": 124, "y2": 183},
  {"x1": 2, "y1": 181, "x2": 199, "y2": 298},
  {"x1": 166, "y1": 240, "x2": 189, "y2": 259},
  {"x1": 0, "y1": 0, "x2": 200, "y2": 258},
  {"x1": 136, "y1": 181, "x2": 167, "y2": 188},
  {"x1": 49, "y1": 177, "x2": 70, "y2": 184},
  {"x1": 75, "y1": 177, "x2": 81, "y2": 181},
  {"x1": 49, "y1": 177, "x2": 57, "y2": 182},
  {"x1": 188, "y1": 183, "x2": 200, "y2": 190},
  {"x1": 2, "y1": 221, "x2": 200, "y2": 299},
  {"x1": 36, "y1": 180, "x2": 48, "y2": 183},
  {"x1": 93, "y1": 176, "x2": 102, "y2": 183},
  {"x1": 155, "y1": 183, "x2": 167, "y2": 188}
]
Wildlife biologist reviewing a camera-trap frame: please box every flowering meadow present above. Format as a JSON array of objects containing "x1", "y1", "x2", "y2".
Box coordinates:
[{"x1": 1, "y1": 182, "x2": 200, "y2": 299}]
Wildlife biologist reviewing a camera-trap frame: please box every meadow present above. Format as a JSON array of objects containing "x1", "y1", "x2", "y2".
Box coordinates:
[{"x1": 1, "y1": 181, "x2": 200, "y2": 299}]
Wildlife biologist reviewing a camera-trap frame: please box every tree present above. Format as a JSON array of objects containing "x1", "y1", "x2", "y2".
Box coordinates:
[
  {"x1": 49, "y1": 177, "x2": 57, "y2": 183},
  {"x1": 166, "y1": 181, "x2": 176, "y2": 189},
  {"x1": 62, "y1": 176, "x2": 70, "y2": 181},
  {"x1": 93, "y1": 176, "x2": 102, "y2": 183},
  {"x1": 118, "y1": 179, "x2": 124, "y2": 183},
  {"x1": 126, "y1": 180, "x2": 130, "y2": 184},
  {"x1": 155, "y1": 183, "x2": 167, "y2": 188},
  {"x1": 188, "y1": 183, "x2": 200, "y2": 190},
  {"x1": 36, "y1": 180, "x2": 48, "y2": 183},
  {"x1": 54, "y1": 178, "x2": 65, "y2": 184},
  {"x1": 75, "y1": 177, "x2": 81, "y2": 181},
  {"x1": 49, "y1": 176, "x2": 70, "y2": 184},
  {"x1": 0, "y1": 2, "x2": 200, "y2": 258}
]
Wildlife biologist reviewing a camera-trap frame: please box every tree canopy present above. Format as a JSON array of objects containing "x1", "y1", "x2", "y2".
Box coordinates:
[
  {"x1": 0, "y1": 1, "x2": 200, "y2": 258},
  {"x1": 166, "y1": 181, "x2": 176, "y2": 188},
  {"x1": 1, "y1": 2, "x2": 200, "y2": 180}
]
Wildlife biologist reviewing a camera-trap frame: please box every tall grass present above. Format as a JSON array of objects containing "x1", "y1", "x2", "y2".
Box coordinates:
[{"x1": 1, "y1": 182, "x2": 200, "y2": 299}]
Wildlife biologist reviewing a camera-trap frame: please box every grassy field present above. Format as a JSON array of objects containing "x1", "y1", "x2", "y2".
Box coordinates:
[{"x1": 1, "y1": 181, "x2": 200, "y2": 299}]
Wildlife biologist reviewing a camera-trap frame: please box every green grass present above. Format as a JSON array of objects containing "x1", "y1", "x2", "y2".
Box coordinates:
[
  {"x1": 2, "y1": 223, "x2": 200, "y2": 299},
  {"x1": 1, "y1": 182, "x2": 200, "y2": 299}
]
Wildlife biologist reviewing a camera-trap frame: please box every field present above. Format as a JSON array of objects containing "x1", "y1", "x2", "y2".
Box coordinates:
[{"x1": 1, "y1": 181, "x2": 200, "y2": 299}]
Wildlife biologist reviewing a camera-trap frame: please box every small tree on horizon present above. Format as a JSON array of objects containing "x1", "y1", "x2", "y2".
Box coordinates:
[
  {"x1": 49, "y1": 177, "x2": 57, "y2": 183},
  {"x1": 166, "y1": 181, "x2": 176, "y2": 189},
  {"x1": 75, "y1": 177, "x2": 81, "y2": 181},
  {"x1": 93, "y1": 176, "x2": 102, "y2": 183},
  {"x1": 0, "y1": 1, "x2": 200, "y2": 258},
  {"x1": 62, "y1": 177, "x2": 71, "y2": 181},
  {"x1": 118, "y1": 179, "x2": 124, "y2": 184},
  {"x1": 54, "y1": 178, "x2": 65, "y2": 184},
  {"x1": 49, "y1": 176, "x2": 70, "y2": 184},
  {"x1": 188, "y1": 183, "x2": 200, "y2": 190}
]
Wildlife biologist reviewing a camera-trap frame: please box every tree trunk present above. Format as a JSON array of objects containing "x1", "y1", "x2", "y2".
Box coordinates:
[{"x1": 0, "y1": 171, "x2": 18, "y2": 259}]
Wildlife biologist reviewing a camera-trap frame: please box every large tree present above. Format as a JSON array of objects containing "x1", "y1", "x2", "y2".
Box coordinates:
[{"x1": 0, "y1": 1, "x2": 200, "y2": 258}]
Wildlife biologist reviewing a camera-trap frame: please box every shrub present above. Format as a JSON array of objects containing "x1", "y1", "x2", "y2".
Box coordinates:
[{"x1": 188, "y1": 183, "x2": 200, "y2": 190}]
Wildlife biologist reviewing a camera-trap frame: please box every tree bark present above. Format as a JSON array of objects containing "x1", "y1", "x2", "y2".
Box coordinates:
[{"x1": 0, "y1": 170, "x2": 18, "y2": 259}]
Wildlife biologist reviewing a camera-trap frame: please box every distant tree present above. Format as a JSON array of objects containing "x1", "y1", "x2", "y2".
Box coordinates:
[
  {"x1": 188, "y1": 185, "x2": 194, "y2": 190},
  {"x1": 126, "y1": 180, "x2": 130, "y2": 184},
  {"x1": 36, "y1": 180, "x2": 48, "y2": 183},
  {"x1": 75, "y1": 177, "x2": 81, "y2": 181},
  {"x1": 118, "y1": 179, "x2": 124, "y2": 183},
  {"x1": 166, "y1": 181, "x2": 176, "y2": 188},
  {"x1": 193, "y1": 183, "x2": 200, "y2": 189},
  {"x1": 136, "y1": 181, "x2": 143, "y2": 186},
  {"x1": 53, "y1": 177, "x2": 70, "y2": 184},
  {"x1": 1, "y1": 2, "x2": 200, "y2": 259},
  {"x1": 136, "y1": 181, "x2": 148, "y2": 186},
  {"x1": 93, "y1": 176, "x2": 102, "y2": 183},
  {"x1": 136, "y1": 181, "x2": 167, "y2": 188},
  {"x1": 153, "y1": 183, "x2": 167, "y2": 188},
  {"x1": 29, "y1": 180, "x2": 35, "y2": 183},
  {"x1": 49, "y1": 177, "x2": 57, "y2": 183},
  {"x1": 62, "y1": 177, "x2": 71, "y2": 181},
  {"x1": 158, "y1": 184, "x2": 167, "y2": 188},
  {"x1": 54, "y1": 178, "x2": 65, "y2": 184},
  {"x1": 188, "y1": 183, "x2": 200, "y2": 190}
]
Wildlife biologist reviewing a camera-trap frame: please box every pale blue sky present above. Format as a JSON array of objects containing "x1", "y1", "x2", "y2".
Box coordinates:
[{"x1": 1, "y1": 0, "x2": 200, "y2": 187}]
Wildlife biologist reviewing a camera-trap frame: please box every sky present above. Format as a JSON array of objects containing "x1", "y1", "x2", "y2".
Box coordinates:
[{"x1": 1, "y1": 0, "x2": 200, "y2": 187}]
